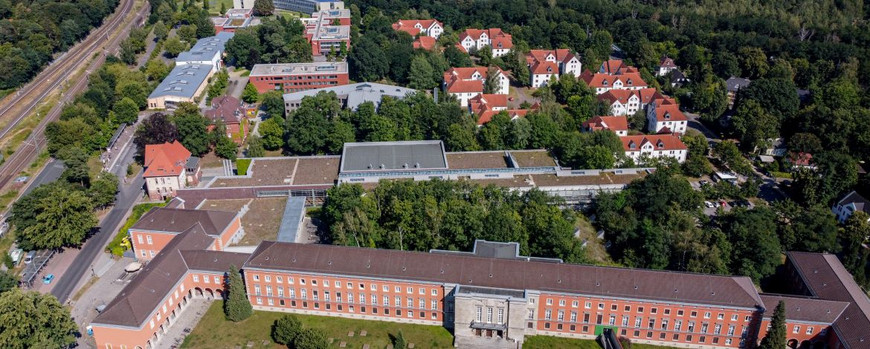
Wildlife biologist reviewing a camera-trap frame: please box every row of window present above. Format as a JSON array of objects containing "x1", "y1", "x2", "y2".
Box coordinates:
[
  {"x1": 249, "y1": 274, "x2": 439, "y2": 296},
  {"x1": 136, "y1": 234, "x2": 153, "y2": 245},
  {"x1": 148, "y1": 283, "x2": 187, "y2": 330},
  {"x1": 253, "y1": 75, "x2": 346, "y2": 81},
  {"x1": 254, "y1": 298, "x2": 440, "y2": 320},
  {"x1": 475, "y1": 306, "x2": 505, "y2": 324},
  {"x1": 251, "y1": 285, "x2": 440, "y2": 310},
  {"x1": 544, "y1": 299, "x2": 751, "y2": 322},
  {"x1": 542, "y1": 324, "x2": 737, "y2": 347},
  {"x1": 192, "y1": 274, "x2": 223, "y2": 285},
  {"x1": 540, "y1": 310, "x2": 743, "y2": 337}
]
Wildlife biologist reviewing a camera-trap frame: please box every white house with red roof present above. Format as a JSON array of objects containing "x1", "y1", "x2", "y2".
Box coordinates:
[
  {"x1": 443, "y1": 67, "x2": 509, "y2": 106},
  {"x1": 468, "y1": 94, "x2": 533, "y2": 125},
  {"x1": 596, "y1": 88, "x2": 661, "y2": 116},
  {"x1": 580, "y1": 70, "x2": 648, "y2": 95},
  {"x1": 646, "y1": 98, "x2": 688, "y2": 135},
  {"x1": 143, "y1": 141, "x2": 201, "y2": 200},
  {"x1": 392, "y1": 19, "x2": 444, "y2": 39},
  {"x1": 621, "y1": 134, "x2": 687, "y2": 164},
  {"x1": 457, "y1": 28, "x2": 512, "y2": 57},
  {"x1": 657, "y1": 56, "x2": 678, "y2": 77},
  {"x1": 413, "y1": 36, "x2": 436, "y2": 50},
  {"x1": 599, "y1": 59, "x2": 638, "y2": 75},
  {"x1": 582, "y1": 116, "x2": 629, "y2": 136},
  {"x1": 525, "y1": 49, "x2": 582, "y2": 87}
]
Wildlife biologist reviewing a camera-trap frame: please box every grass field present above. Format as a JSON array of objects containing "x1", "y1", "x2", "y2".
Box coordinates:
[
  {"x1": 523, "y1": 335, "x2": 677, "y2": 349},
  {"x1": 181, "y1": 301, "x2": 455, "y2": 349}
]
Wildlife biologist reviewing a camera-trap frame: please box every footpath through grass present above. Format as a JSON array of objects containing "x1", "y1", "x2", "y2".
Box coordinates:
[{"x1": 182, "y1": 300, "x2": 454, "y2": 349}]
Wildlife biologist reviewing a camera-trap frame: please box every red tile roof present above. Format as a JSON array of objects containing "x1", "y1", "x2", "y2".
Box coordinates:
[
  {"x1": 659, "y1": 56, "x2": 677, "y2": 68},
  {"x1": 477, "y1": 109, "x2": 529, "y2": 125},
  {"x1": 144, "y1": 141, "x2": 191, "y2": 178},
  {"x1": 582, "y1": 71, "x2": 647, "y2": 89},
  {"x1": 621, "y1": 134, "x2": 687, "y2": 151},
  {"x1": 597, "y1": 88, "x2": 661, "y2": 106},
  {"x1": 600, "y1": 59, "x2": 638, "y2": 74},
  {"x1": 530, "y1": 61, "x2": 559, "y2": 75},
  {"x1": 458, "y1": 28, "x2": 513, "y2": 49},
  {"x1": 443, "y1": 67, "x2": 503, "y2": 94},
  {"x1": 526, "y1": 49, "x2": 577, "y2": 66},
  {"x1": 413, "y1": 36, "x2": 436, "y2": 50},
  {"x1": 583, "y1": 116, "x2": 628, "y2": 132},
  {"x1": 650, "y1": 103, "x2": 687, "y2": 122},
  {"x1": 392, "y1": 19, "x2": 443, "y2": 36}
]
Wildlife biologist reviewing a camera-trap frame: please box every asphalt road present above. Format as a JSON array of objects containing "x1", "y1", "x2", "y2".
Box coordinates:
[
  {"x1": 51, "y1": 172, "x2": 143, "y2": 303},
  {"x1": 21, "y1": 159, "x2": 65, "y2": 196}
]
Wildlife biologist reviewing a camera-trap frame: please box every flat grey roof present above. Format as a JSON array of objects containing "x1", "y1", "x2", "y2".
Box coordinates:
[
  {"x1": 176, "y1": 32, "x2": 234, "y2": 63},
  {"x1": 283, "y1": 83, "x2": 417, "y2": 110},
  {"x1": 250, "y1": 62, "x2": 348, "y2": 77},
  {"x1": 148, "y1": 64, "x2": 212, "y2": 99},
  {"x1": 340, "y1": 141, "x2": 447, "y2": 172},
  {"x1": 277, "y1": 196, "x2": 306, "y2": 243}
]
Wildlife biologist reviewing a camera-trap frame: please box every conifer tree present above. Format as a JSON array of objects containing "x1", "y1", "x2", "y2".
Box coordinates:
[
  {"x1": 759, "y1": 300, "x2": 786, "y2": 349},
  {"x1": 224, "y1": 265, "x2": 253, "y2": 321}
]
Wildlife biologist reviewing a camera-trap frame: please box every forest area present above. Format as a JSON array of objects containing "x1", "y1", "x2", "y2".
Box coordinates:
[{"x1": 0, "y1": 0, "x2": 121, "y2": 91}]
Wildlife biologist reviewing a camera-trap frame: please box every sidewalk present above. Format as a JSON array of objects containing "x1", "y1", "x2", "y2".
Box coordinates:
[{"x1": 71, "y1": 254, "x2": 134, "y2": 348}]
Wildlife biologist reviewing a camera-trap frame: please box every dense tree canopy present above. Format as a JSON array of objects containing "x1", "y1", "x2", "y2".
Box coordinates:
[
  {"x1": 323, "y1": 180, "x2": 586, "y2": 262},
  {"x1": 225, "y1": 17, "x2": 310, "y2": 70},
  {"x1": 0, "y1": 288, "x2": 77, "y2": 348},
  {"x1": 0, "y1": 0, "x2": 120, "y2": 89}
]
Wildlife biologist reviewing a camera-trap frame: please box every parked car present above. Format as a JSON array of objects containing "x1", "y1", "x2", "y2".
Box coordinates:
[
  {"x1": 23, "y1": 251, "x2": 35, "y2": 264},
  {"x1": 9, "y1": 249, "x2": 22, "y2": 264},
  {"x1": 42, "y1": 274, "x2": 54, "y2": 284},
  {"x1": 704, "y1": 201, "x2": 714, "y2": 208}
]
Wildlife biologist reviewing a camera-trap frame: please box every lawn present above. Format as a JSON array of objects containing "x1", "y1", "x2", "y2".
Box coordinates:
[
  {"x1": 106, "y1": 201, "x2": 168, "y2": 256},
  {"x1": 181, "y1": 301, "x2": 455, "y2": 349},
  {"x1": 523, "y1": 336, "x2": 678, "y2": 349}
]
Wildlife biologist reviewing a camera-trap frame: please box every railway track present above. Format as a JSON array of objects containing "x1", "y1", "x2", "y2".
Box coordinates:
[{"x1": 0, "y1": 0, "x2": 149, "y2": 191}]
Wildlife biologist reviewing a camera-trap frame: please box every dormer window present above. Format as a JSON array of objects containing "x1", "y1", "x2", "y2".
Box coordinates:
[
  {"x1": 629, "y1": 141, "x2": 637, "y2": 150},
  {"x1": 602, "y1": 80, "x2": 609, "y2": 86},
  {"x1": 664, "y1": 112, "x2": 671, "y2": 120},
  {"x1": 547, "y1": 67, "x2": 552, "y2": 73},
  {"x1": 626, "y1": 79, "x2": 633, "y2": 86},
  {"x1": 657, "y1": 141, "x2": 664, "y2": 149}
]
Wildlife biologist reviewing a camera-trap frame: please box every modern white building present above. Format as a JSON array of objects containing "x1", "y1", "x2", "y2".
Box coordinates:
[{"x1": 175, "y1": 32, "x2": 234, "y2": 72}]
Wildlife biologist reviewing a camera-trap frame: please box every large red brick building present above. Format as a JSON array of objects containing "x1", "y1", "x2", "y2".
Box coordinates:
[
  {"x1": 90, "y1": 233, "x2": 870, "y2": 349},
  {"x1": 248, "y1": 62, "x2": 349, "y2": 94}
]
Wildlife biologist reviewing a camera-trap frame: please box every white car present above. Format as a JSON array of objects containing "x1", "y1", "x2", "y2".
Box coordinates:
[{"x1": 704, "y1": 201, "x2": 714, "y2": 208}]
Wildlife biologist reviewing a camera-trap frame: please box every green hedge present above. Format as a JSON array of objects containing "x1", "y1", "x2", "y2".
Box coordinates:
[
  {"x1": 106, "y1": 202, "x2": 168, "y2": 256},
  {"x1": 236, "y1": 158, "x2": 252, "y2": 176}
]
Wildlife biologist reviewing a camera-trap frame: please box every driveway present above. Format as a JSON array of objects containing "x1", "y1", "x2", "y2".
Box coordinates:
[{"x1": 684, "y1": 111, "x2": 719, "y2": 141}]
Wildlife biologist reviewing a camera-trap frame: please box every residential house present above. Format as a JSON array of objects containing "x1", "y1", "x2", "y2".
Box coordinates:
[
  {"x1": 582, "y1": 116, "x2": 628, "y2": 136},
  {"x1": 657, "y1": 56, "x2": 678, "y2": 77},
  {"x1": 392, "y1": 19, "x2": 444, "y2": 39},
  {"x1": 443, "y1": 67, "x2": 509, "y2": 106},
  {"x1": 413, "y1": 36, "x2": 436, "y2": 50},
  {"x1": 525, "y1": 49, "x2": 582, "y2": 87},
  {"x1": 646, "y1": 97, "x2": 687, "y2": 135},
  {"x1": 726, "y1": 77, "x2": 751, "y2": 107},
  {"x1": 143, "y1": 141, "x2": 201, "y2": 200},
  {"x1": 129, "y1": 207, "x2": 242, "y2": 260},
  {"x1": 204, "y1": 96, "x2": 248, "y2": 144},
  {"x1": 787, "y1": 152, "x2": 814, "y2": 169},
  {"x1": 764, "y1": 138, "x2": 788, "y2": 157},
  {"x1": 599, "y1": 59, "x2": 638, "y2": 75},
  {"x1": 457, "y1": 28, "x2": 513, "y2": 57},
  {"x1": 832, "y1": 191, "x2": 870, "y2": 223},
  {"x1": 596, "y1": 88, "x2": 660, "y2": 116},
  {"x1": 621, "y1": 134, "x2": 687, "y2": 164},
  {"x1": 466, "y1": 93, "x2": 530, "y2": 125},
  {"x1": 580, "y1": 70, "x2": 647, "y2": 95},
  {"x1": 669, "y1": 69, "x2": 689, "y2": 88}
]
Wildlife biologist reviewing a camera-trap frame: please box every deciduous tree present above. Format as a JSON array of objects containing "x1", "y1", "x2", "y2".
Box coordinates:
[
  {"x1": 0, "y1": 288, "x2": 77, "y2": 348},
  {"x1": 271, "y1": 314, "x2": 302, "y2": 345},
  {"x1": 17, "y1": 185, "x2": 97, "y2": 250}
]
